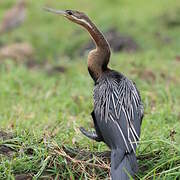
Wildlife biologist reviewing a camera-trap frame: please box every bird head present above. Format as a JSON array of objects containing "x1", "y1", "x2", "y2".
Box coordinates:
[{"x1": 44, "y1": 8, "x2": 92, "y2": 29}]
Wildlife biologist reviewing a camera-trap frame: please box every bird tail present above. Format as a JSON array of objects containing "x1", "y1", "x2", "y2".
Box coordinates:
[{"x1": 110, "y1": 149, "x2": 138, "y2": 180}]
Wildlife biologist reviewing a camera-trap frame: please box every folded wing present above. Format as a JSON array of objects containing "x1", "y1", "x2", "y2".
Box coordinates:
[{"x1": 94, "y1": 74, "x2": 144, "y2": 154}]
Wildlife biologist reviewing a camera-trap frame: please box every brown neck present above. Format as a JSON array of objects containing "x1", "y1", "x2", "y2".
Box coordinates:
[
  {"x1": 82, "y1": 20, "x2": 111, "y2": 82},
  {"x1": 86, "y1": 23, "x2": 110, "y2": 49}
]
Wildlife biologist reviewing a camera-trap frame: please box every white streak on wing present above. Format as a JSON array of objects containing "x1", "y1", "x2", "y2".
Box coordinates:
[
  {"x1": 109, "y1": 114, "x2": 130, "y2": 152},
  {"x1": 127, "y1": 123, "x2": 130, "y2": 140},
  {"x1": 132, "y1": 94, "x2": 138, "y2": 109},
  {"x1": 71, "y1": 15, "x2": 92, "y2": 28},
  {"x1": 130, "y1": 123, "x2": 140, "y2": 140},
  {"x1": 105, "y1": 90, "x2": 110, "y2": 123},
  {"x1": 119, "y1": 82, "x2": 124, "y2": 93},
  {"x1": 122, "y1": 99, "x2": 140, "y2": 142},
  {"x1": 123, "y1": 102, "x2": 139, "y2": 140},
  {"x1": 113, "y1": 89, "x2": 119, "y2": 100},
  {"x1": 112, "y1": 80, "x2": 118, "y2": 87},
  {"x1": 129, "y1": 128, "x2": 136, "y2": 153},
  {"x1": 116, "y1": 84, "x2": 124, "y2": 107},
  {"x1": 130, "y1": 128, "x2": 138, "y2": 147},
  {"x1": 118, "y1": 99, "x2": 124, "y2": 118},
  {"x1": 117, "y1": 84, "x2": 125, "y2": 116},
  {"x1": 122, "y1": 105, "x2": 129, "y2": 125},
  {"x1": 112, "y1": 93, "x2": 118, "y2": 118},
  {"x1": 132, "y1": 89, "x2": 140, "y2": 104},
  {"x1": 128, "y1": 81, "x2": 140, "y2": 102},
  {"x1": 130, "y1": 104, "x2": 134, "y2": 123}
]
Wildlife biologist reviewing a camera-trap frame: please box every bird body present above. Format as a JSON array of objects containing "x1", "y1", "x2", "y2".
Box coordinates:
[
  {"x1": 45, "y1": 8, "x2": 144, "y2": 179},
  {"x1": 93, "y1": 70, "x2": 143, "y2": 179},
  {"x1": 0, "y1": 0, "x2": 26, "y2": 34}
]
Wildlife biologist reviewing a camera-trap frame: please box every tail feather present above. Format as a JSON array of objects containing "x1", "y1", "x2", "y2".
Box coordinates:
[{"x1": 111, "y1": 149, "x2": 138, "y2": 180}]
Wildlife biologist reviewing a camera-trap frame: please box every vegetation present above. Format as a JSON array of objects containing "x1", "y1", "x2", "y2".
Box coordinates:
[{"x1": 0, "y1": 0, "x2": 180, "y2": 179}]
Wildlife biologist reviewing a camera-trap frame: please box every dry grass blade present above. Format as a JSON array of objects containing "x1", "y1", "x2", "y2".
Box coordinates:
[{"x1": 51, "y1": 141, "x2": 110, "y2": 170}]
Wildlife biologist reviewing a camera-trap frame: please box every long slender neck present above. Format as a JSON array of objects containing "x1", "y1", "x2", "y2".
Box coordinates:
[
  {"x1": 87, "y1": 23, "x2": 110, "y2": 50},
  {"x1": 83, "y1": 20, "x2": 111, "y2": 82}
]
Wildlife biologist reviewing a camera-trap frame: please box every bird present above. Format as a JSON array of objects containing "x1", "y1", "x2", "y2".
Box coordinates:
[
  {"x1": 45, "y1": 8, "x2": 144, "y2": 180},
  {"x1": 0, "y1": 0, "x2": 26, "y2": 35}
]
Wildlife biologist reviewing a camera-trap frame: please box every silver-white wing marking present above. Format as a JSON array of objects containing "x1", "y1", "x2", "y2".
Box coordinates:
[{"x1": 94, "y1": 77, "x2": 143, "y2": 153}]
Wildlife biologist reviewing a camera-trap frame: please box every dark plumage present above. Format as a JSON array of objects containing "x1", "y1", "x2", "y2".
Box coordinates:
[
  {"x1": 82, "y1": 70, "x2": 144, "y2": 179},
  {"x1": 94, "y1": 70, "x2": 143, "y2": 179},
  {"x1": 45, "y1": 8, "x2": 144, "y2": 179}
]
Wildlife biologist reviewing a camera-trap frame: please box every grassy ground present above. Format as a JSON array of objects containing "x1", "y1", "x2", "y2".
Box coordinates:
[{"x1": 0, "y1": 0, "x2": 180, "y2": 179}]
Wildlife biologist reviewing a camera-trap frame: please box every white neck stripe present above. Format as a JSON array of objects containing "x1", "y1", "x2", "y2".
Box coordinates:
[{"x1": 71, "y1": 15, "x2": 92, "y2": 28}]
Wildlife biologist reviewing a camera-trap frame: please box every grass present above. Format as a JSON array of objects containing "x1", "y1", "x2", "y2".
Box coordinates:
[{"x1": 0, "y1": 0, "x2": 180, "y2": 179}]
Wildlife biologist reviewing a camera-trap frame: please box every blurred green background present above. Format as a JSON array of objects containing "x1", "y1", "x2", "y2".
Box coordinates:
[{"x1": 0, "y1": 0, "x2": 180, "y2": 179}]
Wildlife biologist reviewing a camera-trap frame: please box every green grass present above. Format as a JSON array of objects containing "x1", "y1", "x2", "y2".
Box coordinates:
[{"x1": 0, "y1": 0, "x2": 180, "y2": 179}]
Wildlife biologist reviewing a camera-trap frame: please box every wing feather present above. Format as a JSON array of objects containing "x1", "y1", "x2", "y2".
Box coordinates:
[{"x1": 94, "y1": 74, "x2": 143, "y2": 153}]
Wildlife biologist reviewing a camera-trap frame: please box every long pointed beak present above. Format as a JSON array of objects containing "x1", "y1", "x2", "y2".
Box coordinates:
[{"x1": 43, "y1": 7, "x2": 66, "y2": 16}]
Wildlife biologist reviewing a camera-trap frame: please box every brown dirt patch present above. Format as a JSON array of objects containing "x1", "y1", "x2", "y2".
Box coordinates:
[
  {"x1": 131, "y1": 68, "x2": 156, "y2": 83},
  {"x1": 0, "y1": 130, "x2": 15, "y2": 156},
  {"x1": 175, "y1": 55, "x2": 180, "y2": 62},
  {"x1": 0, "y1": 145, "x2": 14, "y2": 156},
  {"x1": 15, "y1": 174, "x2": 32, "y2": 180},
  {"x1": 0, "y1": 130, "x2": 13, "y2": 140}
]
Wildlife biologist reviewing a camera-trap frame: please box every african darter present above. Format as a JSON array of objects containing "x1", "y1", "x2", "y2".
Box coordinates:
[{"x1": 45, "y1": 8, "x2": 144, "y2": 180}]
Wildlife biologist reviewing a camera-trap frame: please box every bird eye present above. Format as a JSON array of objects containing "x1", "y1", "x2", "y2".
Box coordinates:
[{"x1": 66, "y1": 10, "x2": 73, "y2": 15}]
